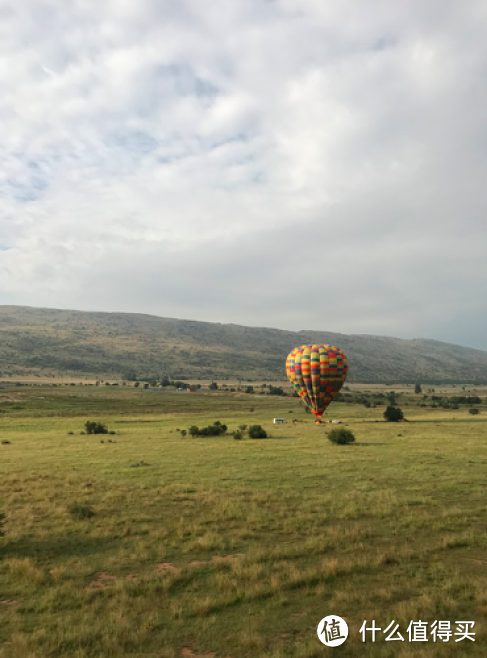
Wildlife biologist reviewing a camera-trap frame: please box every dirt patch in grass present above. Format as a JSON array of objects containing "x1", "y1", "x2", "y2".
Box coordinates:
[
  {"x1": 157, "y1": 562, "x2": 181, "y2": 574},
  {"x1": 87, "y1": 572, "x2": 118, "y2": 589},
  {"x1": 87, "y1": 572, "x2": 137, "y2": 589}
]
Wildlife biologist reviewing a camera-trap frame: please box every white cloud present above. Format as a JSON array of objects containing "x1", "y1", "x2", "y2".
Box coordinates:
[{"x1": 1, "y1": 0, "x2": 487, "y2": 348}]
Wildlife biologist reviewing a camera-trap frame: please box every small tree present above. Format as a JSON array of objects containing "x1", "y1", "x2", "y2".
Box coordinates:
[
  {"x1": 209, "y1": 382, "x2": 218, "y2": 390},
  {"x1": 85, "y1": 421, "x2": 109, "y2": 435},
  {"x1": 415, "y1": 383, "x2": 422, "y2": 394},
  {"x1": 327, "y1": 428, "x2": 355, "y2": 444},
  {"x1": 384, "y1": 406, "x2": 404, "y2": 422},
  {"x1": 248, "y1": 425, "x2": 267, "y2": 439}
]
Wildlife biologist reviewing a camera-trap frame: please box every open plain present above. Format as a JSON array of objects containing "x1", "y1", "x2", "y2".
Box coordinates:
[{"x1": 1, "y1": 385, "x2": 487, "y2": 657}]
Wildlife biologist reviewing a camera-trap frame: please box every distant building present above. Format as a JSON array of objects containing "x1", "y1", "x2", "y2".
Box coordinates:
[{"x1": 273, "y1": 418, "x2": 287, "y2": 424}]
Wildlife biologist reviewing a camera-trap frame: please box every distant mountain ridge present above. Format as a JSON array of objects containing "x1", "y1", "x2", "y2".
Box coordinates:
[{"x1": 1, "y1": 305, "x2": 487, "y2": 383}]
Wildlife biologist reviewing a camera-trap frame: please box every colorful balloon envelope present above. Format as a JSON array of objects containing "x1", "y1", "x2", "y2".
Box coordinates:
[{"x1": 286, "y1": 344, "x2": 348, "y2": 422}]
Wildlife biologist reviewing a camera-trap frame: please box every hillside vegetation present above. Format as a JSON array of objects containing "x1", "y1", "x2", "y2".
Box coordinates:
[{"x1": 1, "y1": 305, "x2": 487, "y2": 383}]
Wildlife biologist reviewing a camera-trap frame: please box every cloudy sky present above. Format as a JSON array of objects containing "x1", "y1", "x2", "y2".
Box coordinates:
[{"x1": 1, "y1": 0, "x2": 487, "y2": 349}]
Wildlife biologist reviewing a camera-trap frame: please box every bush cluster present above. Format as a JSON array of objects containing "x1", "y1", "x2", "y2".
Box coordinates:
[
  {"x1": 267, "y1": 385, "x2": 286, "y2": 396},
  {"x1": 188, "y1": 421, "x2": 228, "y2": 437},
  {"x1": 428, "y1": 395, "x2": 482, "y2": 409},
  {"x1": 184, "y1": 420, "x2": 268, "y2": 439}
]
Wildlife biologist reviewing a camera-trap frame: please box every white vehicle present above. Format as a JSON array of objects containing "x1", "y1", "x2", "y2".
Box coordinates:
[{"x1": 273, "y1": 418, "x2": 287, "y2": 424}]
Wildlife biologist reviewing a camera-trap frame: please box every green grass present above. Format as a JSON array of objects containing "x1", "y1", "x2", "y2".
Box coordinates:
[{"x1": 1, "y1": 387, "x2": 487, "y2": 657}]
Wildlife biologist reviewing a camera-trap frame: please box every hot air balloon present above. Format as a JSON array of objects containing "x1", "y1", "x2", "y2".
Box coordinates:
[{"x1": 286, "y1": 344, "x2": 348, "y2": 423}]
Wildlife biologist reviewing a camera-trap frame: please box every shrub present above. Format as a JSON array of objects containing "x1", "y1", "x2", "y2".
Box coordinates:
[
  {"x1": 188, "y1": 422, "x2": 228, "y2": 437},
  {"x1": 248, "y1": 425, "x2": 267, "y2": 439},
  {"x1": 69, "y1": 504, "x2": 95, "y2": 520},
  {"x1": 85, "y1": 421, "x2": 109, "y2": 434},
  {"x1": 232, "y1": 430, "x2": 243, "y2": 440},
  {"x1": 384, "y1": 406, "x2": 404, "y2": 422},
  {"x1": 327, "y1": 428, "x2": 355, "y2": 445},
  {"x1": 239, "y1": 424, "x2": 247, "y2": 431},
  {"x1": 0, "y1": 511, "x2": 5, "y2": 536},
  {"x1": 469, "y1": 408, "x2": 480, "y2": 415}
]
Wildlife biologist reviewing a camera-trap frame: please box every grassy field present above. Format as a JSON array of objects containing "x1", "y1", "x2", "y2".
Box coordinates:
[{"x1": 1, "y1": 386, "x2": 487, "y2": 657}]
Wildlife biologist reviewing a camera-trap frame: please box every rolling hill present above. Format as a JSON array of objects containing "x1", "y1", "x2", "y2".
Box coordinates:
[{"x1": 1, "y1": 305, "x2": 487, "y2": 383}]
